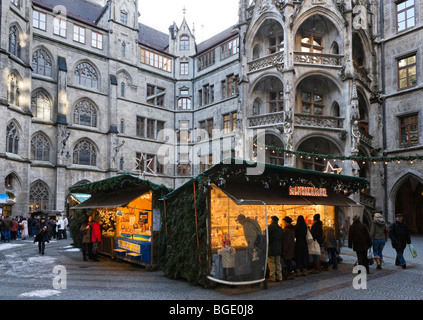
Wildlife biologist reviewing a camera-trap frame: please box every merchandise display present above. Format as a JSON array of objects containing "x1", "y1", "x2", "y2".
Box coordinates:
[{"x1": 210, "y1": 186, "x2": 335, "y2": 251}]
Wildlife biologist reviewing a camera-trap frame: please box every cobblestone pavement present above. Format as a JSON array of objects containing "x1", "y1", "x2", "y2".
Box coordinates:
[{"x1": 0, "y1": 234, "x2": 422, "y2": 301}]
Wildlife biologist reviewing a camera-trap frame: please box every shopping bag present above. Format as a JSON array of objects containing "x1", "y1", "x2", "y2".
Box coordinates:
[
  {"x1": 409, "y1": 244, "x2": 417, "y2": 258},
  {"x1": 306, "y1": 228, "x2": 313, "y2": 244},
  {"x1": 308, "y1": 240, "x2": 320, "y2": 255},
  {"x1": 367, "y1": 248, "x2": 374, "y2": 265}
]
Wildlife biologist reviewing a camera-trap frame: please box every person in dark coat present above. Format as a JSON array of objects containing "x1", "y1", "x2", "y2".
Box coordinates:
[
  {"x1": 282, "y1": 216, "x2": 296, "y2": 279},
  {"x1": 310, "y1": 214, "x2": 324, "y2": 273},
  {"x1": 295, "y1": 215, "x2": 309, "y2": 276},
  {"x1": 348, "y1": 215, "x2": 372, "y2": 273},
  {"x1": 80, "y1": 215, "x2": 93, "y2": 261},
  {"x1": 389, "y1": 213, "x2": 411, "y2": 269},
  {"x1": 34, "y1": 217, "x2": 49, "y2": 255},
  {"x1": 267, "y1": 216, "x2": 283, "y2": 282}
]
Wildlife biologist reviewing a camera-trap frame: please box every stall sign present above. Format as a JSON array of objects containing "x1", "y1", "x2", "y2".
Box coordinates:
[
  {"x1": 289, "y1": 186, "x2": 327, "y2": 197},
  {"x1": 117, "y1": 239, "x2": 141, "y2": 253}
]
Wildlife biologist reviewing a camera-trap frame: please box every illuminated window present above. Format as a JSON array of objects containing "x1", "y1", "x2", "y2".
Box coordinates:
[{"x1": 398, "y1": 54, "x2": 417, "y2": 89}]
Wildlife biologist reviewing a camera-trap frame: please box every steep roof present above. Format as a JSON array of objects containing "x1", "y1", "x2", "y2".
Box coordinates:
[{"x1": 196, "y1": 25, "x2": 238, "y2": 55}]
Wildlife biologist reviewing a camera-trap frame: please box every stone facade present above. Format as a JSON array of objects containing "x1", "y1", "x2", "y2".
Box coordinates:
[{"x1": 1, "y1": 0, "x2": 422, "y2": 231}]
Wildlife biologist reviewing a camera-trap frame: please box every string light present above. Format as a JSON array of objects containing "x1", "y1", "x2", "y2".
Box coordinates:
[{"x1": 255, "y1": 143, "x2": 423, "y2": 164}]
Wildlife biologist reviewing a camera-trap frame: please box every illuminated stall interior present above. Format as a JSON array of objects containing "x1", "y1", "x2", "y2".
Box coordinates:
[{"x1": 210, "y1": 185, "x2": 335, "y2": 250}]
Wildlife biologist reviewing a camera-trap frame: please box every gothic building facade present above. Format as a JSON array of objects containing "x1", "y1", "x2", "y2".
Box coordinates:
[{"x1": 1, "y1": 0, "x2": 422, "y2": 231}]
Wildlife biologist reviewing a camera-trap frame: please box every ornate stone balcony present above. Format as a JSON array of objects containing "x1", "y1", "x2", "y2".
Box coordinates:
[
  {"x1": 294, "y1": 114, "x2": 344, "y2": 130},
  {"x1": 293, "y1": 51, "x2": 343, "y2": 67},
  {"x1": 359, "y1": 128, "x2": 373, "y2": 147},
  {"x1": 247, "y1": 111, "x2": 285, "y2": 128},
  {"x1": 247, "y1": 51, "x2": 284, "y2": 73}
]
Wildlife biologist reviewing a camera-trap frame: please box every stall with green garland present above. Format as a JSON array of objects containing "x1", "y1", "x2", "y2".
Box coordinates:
[
  {"x1": 159, "y1": 159, "x2": 367, "y2": 287},
  {"x1": 69, "y1": 173, "x2": 170, "y2": 268}
]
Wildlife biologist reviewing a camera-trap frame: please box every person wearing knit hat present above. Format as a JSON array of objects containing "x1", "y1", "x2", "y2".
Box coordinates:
[{"x1": 370, "y1": 212, "x2": 388, "y2": 269}]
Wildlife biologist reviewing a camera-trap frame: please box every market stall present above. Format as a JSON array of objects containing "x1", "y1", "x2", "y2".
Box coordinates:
[
  {"x1": 69, "y1": 173, "x2": 170, "y2": 267},
  {"x1": 159, "y1": 159, "x2": 367, "y2": 287}
]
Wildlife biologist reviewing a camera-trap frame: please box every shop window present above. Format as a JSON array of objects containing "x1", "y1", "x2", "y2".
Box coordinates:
[
  {"x1": 399, "y1": 114, "x2": 419, "y2": 146},
  {"x1": 398, "y1": 54, "x2": 417, "y2": 89}
]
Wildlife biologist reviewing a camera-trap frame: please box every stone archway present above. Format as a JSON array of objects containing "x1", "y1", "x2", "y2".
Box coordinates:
[{"x1": 394, "y1": 174, "x2": 423, "y2": 233}]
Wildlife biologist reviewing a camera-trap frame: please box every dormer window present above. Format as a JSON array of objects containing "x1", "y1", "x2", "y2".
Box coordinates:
[{"x1": 180, "y1": 35, "x2": 189, "y2": 50}]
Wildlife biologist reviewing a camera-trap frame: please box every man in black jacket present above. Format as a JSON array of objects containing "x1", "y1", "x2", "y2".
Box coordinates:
[
  {"x1": 267, "y1": 216, "x2": 283, "y2": 282},
  {"x1": 389, "y1": 213, "x2": 411, "y2": 269}
]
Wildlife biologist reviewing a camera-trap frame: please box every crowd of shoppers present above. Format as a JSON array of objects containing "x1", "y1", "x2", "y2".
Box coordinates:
[{"x1": 266, "y1": 211, "x2": 413, "y2": 282}]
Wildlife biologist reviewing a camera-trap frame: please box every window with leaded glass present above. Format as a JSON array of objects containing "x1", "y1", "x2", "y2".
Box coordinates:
[
  {"x1": 73, "y1": 139, "x2": 97, "y2": 166},
  {"x1": 74, "y1": 100, "x2": 97, "y2": 127},
  {"x1": 29, "y1": 181, "x2": 49, "y2": 212},
  {"x1": 31, "y1": 133, "x2": 50, "y2": 161},
  {"x1": 32, "y1": 49, "x2": 52, "y2": 77},
  {"x1": 6, "y1": 122, "x2": 19, "y2": 154},
  {"x1": 9, "y1": 25, "x2": 21, "y2": 58},
  {"x1": 301, "y1": 35, "x2": 323, "y2": 53},
  {"x1": 7, "y1": 73, "x2": 20, "y2": 106},
  {"x1": 74, "y1": 62, "x2": 98, "y2": 89},
  {"x1": 31, "y1": 90, "x2": 52, "y2": 120}
]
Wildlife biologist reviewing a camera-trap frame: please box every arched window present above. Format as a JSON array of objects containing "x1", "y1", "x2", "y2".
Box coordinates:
[
  {"x1": 180, "y1": 35, "x2": 189, "y2": 50},
  {"x1": 32, "y1": 49, "x2": 52, "y2": 77},
  {"x1": 73, "y1": 139, "x2": 97, "y2": 166},
  {"x1": 29, "y1": 181, "x2": 49, "y2": 212},
  {"x1": 121, "y1": 42, "x2": 126, "y2": 57},
  {"x1": 9, "y1": 25, "x2": 21, "y2": 58},
  {"x1": 74, "y1": 100, "x2": 97, "y2": 127},
  {"x1": 6, "y1": 122, "x2": 19, "y2": 154},
  {"x1": 121, "y1": 82, "x2": 125, "y2": 97},
  {"x1": 74, "y1": 62, "x2": 98, "y2": 89},
  {"x1": 177, "y1": 97, "x2": 191, "y2": 110},
  {"x1": 8, "y1": 73, "x2": 20, "y2": 106},
  {"x1": 31, "y1": 133, "x2": 50, "y2": 161},
  {"x1": 31, "y1": 90, "x2": 52, "y2": 120}
]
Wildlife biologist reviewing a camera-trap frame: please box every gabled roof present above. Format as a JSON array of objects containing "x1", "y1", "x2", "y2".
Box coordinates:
[
  {"x1": 33, "y1": 0, "x2": 105, "y2": 28},
  {"x1": 138, "y1": 22, "x2": 170, "y2": 52},
  {"x1": 196, "y1": 25, "x2": 239, "y2": 55}
]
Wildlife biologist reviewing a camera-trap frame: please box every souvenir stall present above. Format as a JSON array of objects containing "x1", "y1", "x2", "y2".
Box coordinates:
[
  {"x1": 159, "y1": 159, "x2": 367, "y2": 287},
  {"x1": 70, "y1": 173, "x2": 170, "y2": 267}
]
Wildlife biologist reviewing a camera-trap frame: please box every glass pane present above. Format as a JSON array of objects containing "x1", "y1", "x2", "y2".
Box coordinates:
[
  {"x1": 301, "y1": 36, "x2": 310, "y2": 44},
  {"x1": 302, "y1": 92, "x2": 311, "y2": 101},
  {"x1": 314, "y1": 94, "x2": 323, "y2": 103},
  {"x1": 398, "y1": 21, "x2": 406, "y2": 31},
  {"x1": 407, "y1": 17, "x2": 415, "y2": 28},
  {"x1": 397, "y1": 12, "x2": 405, "y2": 23}
]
